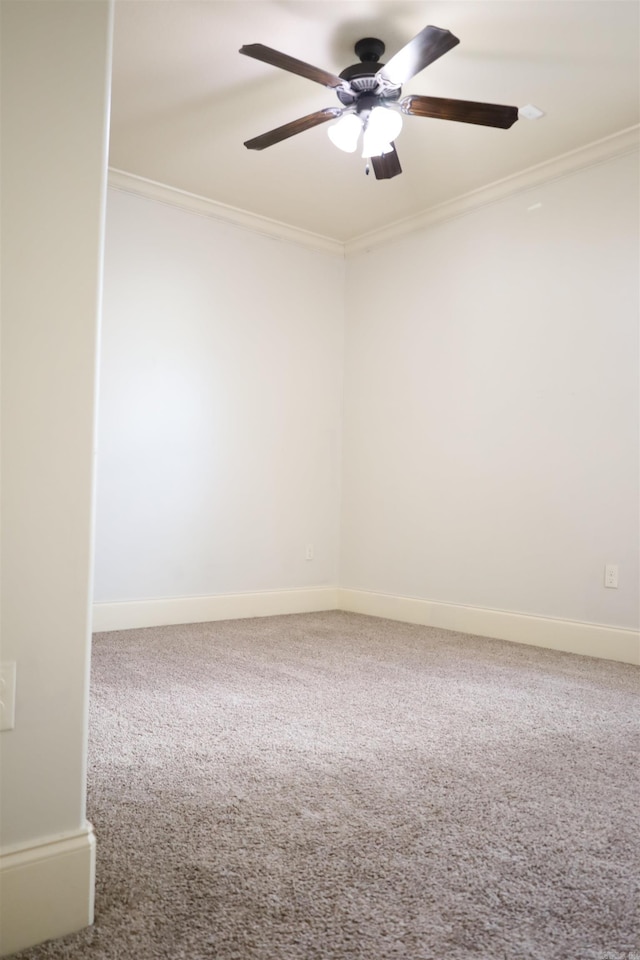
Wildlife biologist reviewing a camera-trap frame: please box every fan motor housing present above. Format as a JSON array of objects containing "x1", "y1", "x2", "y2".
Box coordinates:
[{"x1": 337, "y1": 37, "x2": 401, "y2": 105}]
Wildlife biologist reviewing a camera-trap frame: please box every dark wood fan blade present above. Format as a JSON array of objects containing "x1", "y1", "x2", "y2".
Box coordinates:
[
  {"x1": 376, "y1": 26, "x2": 459, "y2": 87},
  {"x1": 402, "y1": 95, "x2": 519, "y2": 129},
  {"x1": 371, "y1": 145, "x2": 402, "y2": 180},
  {"x1": 240, "y1": 44, "x2": 346, "y2": 90},
  {"x1": 244, "y1": 108, "x2": 341, "y2": 150}
]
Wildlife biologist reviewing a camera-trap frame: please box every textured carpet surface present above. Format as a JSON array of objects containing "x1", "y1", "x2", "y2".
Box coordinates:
[{"x1": 11, "y1": 611, "x2": 639, "y2": 960}]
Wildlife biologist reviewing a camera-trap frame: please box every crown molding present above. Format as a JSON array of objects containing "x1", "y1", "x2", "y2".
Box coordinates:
[
  {"x1": 344, "y1": 125, "x2": 640, "y2": 256},
  {"x1": 107, "y1": 169, "x2": 344, "y2": 257},
  {"x1": 109, "y1": 127, "x2": 638, "y2": 259}
]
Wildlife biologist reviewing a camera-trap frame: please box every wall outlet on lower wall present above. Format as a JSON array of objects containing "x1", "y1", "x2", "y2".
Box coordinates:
[
  {"x1": 604, "y1": 564, "x2": 619, "y2": 589},
  {"x1": 305, "y1": 544, "x2": 314, "y2": 561}
]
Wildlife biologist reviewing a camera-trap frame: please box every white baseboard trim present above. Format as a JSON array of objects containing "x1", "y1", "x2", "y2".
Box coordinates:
[
  {"x1": 93, "y1": 586, "x2": 339, "y2": 632},
  {"x1": 337, "y1": 589, "x2": 640, "y2": 665},
  {"x1": 92, "y1": 586, "x2": 639, "y2": 664},
  {"x1": 0, "y1": 824, "x2": 95, "y2": 957}
]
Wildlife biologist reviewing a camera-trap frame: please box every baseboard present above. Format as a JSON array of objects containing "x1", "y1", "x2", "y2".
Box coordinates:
[
  {"x1": 0, "y1": 825, "x2": 95, "y2": 957},
  {"x1": 338, "y1": 589, "x2": 640, "y2": 665},
  {"x1": 92, "y1": 586, "x2": 639, "y2": 664},
  {"x1": 93, "y1": 586, "x2": 339, "y2": 632}
]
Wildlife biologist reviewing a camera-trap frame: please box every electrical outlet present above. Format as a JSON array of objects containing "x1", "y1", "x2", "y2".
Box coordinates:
[
  {"x1": 305, "y1": 544, "x2": 314, "y2": 561},
  {"x1": 604, "y1": 564, "x2": 619, "y2": 589},
  {"x1": 0, "y1": 662, "x2": 17, "y2": 731}
]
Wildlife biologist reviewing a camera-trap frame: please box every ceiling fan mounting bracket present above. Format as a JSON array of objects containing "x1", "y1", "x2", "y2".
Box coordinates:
[{"x1": 354, "y1": 38, "x2": 385, "y2": 63}]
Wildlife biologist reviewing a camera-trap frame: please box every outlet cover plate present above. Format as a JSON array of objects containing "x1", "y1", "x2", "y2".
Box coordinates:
[{"x1": 604, "y1": 564, "x2": 619, "y2": 589}]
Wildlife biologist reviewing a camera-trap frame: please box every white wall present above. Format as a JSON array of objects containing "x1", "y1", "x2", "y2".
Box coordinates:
[
  {"x1": 0, "y1": 0, "x2": 112, "y2": 953},
  {"x1": 341, "y1": 152, "x2": 639, "y2": 631},
  {"x1": 94, "y1": 190, "x2": 344, "y2": 604}
]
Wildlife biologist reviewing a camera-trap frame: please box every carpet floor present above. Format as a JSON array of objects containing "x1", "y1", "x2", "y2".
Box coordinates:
[{"x1": 10, "y1": 611, "x2": 639, "y2": 960}]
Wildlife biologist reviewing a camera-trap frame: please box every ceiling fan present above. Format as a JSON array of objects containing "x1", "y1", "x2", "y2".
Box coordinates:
[{"x1": 240, "y1": 25, "x2": 519, "y2": 180}]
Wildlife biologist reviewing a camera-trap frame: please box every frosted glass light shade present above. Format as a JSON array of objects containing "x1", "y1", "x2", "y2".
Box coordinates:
[
  {"x1": 327, "y1": 114, "x2": 363, "y2": 153},
  {"x1": 361, "y1": 106, "x2": 403, "y2": 158}
]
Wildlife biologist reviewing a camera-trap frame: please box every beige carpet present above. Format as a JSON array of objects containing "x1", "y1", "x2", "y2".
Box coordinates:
[{"x1": 11, "y1": 611, "x2": 639, "y2": 960}]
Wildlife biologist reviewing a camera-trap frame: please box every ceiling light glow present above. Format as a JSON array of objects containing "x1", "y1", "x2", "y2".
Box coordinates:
[
  {"x1": 327, "y1": 113, "x2": 363, "y2": 152},
  {"x1": 361, "y1": 106, "x2": 403, "y2": 158}
]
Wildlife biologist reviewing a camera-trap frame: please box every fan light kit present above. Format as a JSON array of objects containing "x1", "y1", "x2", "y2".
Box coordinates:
[
  {"x1": 329, "y1": 106, "x2": 403, "y2": 157},
  {"x1": 240, "y1": 25, "x2": 525, "y2": 180}
]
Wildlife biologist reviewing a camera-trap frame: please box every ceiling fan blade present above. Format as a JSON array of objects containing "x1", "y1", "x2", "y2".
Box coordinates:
[
  {"x1": 376, "y1": 26, "x2": 459, "y2": 88},
  {"x1": 402, "y1": 95, "x2": 518, "y2": 129},
  {"x1": 240, "y1": 44, "x2": 346, "y2": 90},
  {"x1": 244, "y1": 108, "x2": 341, "y2": 151},
  {"x1": 371, "y1": 145, "x2": 402, "y2": 180}
]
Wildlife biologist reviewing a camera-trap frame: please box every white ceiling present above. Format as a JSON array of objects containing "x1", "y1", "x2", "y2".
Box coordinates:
[{"x1": 109, "y1": 0, "x2": 640, "y2": 243}]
